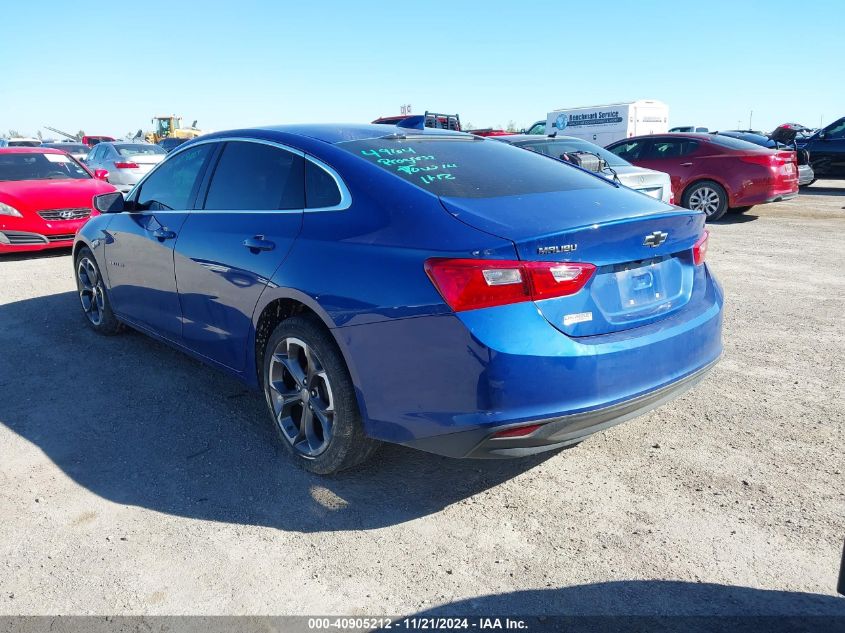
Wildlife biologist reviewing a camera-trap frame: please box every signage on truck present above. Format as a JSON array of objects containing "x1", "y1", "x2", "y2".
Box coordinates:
[{"x1": 556, "y1": 111, "x2": 624, "y2": 129}]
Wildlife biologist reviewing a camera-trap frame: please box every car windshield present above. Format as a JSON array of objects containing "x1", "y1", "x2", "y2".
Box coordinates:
[
  {"x1": 512, "y1": 138, "x2": 631, "y2": 167},
  {"x1": 8, "y1": 140, "x2": 41, "y2": 147},
  {"x1": 0, "y1": 153, "x2": 90, "y2": 181},
  {"x1": 114, "y1": 144, "x2": 166, "y2": 158},
  {"x1": 338, "y1": 135, "x2": 609, "y2": 198}
]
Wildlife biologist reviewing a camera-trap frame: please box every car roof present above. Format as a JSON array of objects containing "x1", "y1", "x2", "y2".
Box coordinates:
[
  {"x1": 494, "y1": 134, "x2": 590, "y2": 144},
  {"x1": 243, "y1": 123, "x2": 469, "y2": 145},
  {"x1": 0, "y1": 147, "x2": 64, "y2": 155}
]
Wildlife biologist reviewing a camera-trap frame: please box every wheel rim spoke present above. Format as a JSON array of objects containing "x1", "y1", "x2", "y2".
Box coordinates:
[
  {"x1": 267, "y1": 336, "x2": 335, "y2": 458},
  {"x1": 77, "y1": 258, "x2": 103, "y2": 325}
]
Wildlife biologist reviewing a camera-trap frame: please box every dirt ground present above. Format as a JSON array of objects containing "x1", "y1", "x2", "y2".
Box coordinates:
[{"x1": 0, "y1": 182, "x2": 843, "y2": 618}]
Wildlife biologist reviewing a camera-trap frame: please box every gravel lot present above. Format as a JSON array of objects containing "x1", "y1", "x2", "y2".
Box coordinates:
[{"x1": 1, "y1": 183, "x2": 843, "y2": 618}]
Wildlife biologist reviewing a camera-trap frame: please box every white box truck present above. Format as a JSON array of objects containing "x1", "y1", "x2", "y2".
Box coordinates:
[{"x1": 546, "y1": 100, "x2": 669, "y2": 146}]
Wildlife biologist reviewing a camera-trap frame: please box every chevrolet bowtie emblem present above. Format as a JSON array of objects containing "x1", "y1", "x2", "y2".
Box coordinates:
[{"x1": 643, "y1": 231, "x2": 668, "y2": 247}]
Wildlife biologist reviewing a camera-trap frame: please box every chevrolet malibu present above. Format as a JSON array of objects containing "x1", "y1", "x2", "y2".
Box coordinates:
[{"x1": 74, "y1": 124, "x2": 724, "y2": 474}]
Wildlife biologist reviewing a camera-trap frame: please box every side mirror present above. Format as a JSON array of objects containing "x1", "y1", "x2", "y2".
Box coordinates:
[
  {"x1": 93, "y1": 169, "x2": 109, "y2": 181},
  {"x1": 817, "y1": 131, "x2": 827, "y2": 140},
  {"x1": 93, "y1": 192, "x2": 125, "y2": 214}
]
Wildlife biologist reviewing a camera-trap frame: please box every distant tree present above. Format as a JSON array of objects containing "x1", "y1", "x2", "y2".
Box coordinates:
[
  {"x1": 76, "y1": 130, "x2": 85, "y2": 139},
  {"x1": 8, "y1": 129, "x2": 21, "y2": 138},
  {"x1": 506, "y1": 120, "x2": 518, "y2": 133},
  {"x1": 37, "y1": 130, "x2": 43, "y2": 140},
  {"x1": 464, "y1": 121, "x2": 475, "y2": 130}
]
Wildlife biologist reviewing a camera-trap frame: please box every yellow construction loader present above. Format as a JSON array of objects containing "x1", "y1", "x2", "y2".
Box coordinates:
[{"x1": 143, "y1": 116, "x2": 202, "y2": 144}]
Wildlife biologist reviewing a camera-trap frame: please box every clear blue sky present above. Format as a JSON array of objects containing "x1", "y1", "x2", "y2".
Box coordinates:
[{"x1": 2, "y1": 0, "x2": 842, "y2": 138}]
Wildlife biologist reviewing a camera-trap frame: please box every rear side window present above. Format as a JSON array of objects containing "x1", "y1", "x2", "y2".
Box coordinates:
[
  {"x1": 204, "y1": 141, "x2": 305, "y2": 210},
  {"x1": 305, "y1": 160, "x2": 342, "y2": 208},
  {"x1": 136, "y1": 144, "x2": 213, "y2": 210},
  {"x1": 338, "y1": 136, "x2": 607, "y2": 198}
]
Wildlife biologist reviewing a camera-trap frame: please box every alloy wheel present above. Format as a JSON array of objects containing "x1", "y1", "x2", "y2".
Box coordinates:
[
  {"x1": 77, "y1": 257, "x2": 105, "y2": 326},
  {"x1": 688, "y1": 186, "x2": 722, "y2": 216},
  {"x1": 268, "y1": 337, "x2": 335, "y2": 457}
]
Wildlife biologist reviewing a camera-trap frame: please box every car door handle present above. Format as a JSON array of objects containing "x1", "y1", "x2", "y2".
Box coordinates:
[
  {"x1": 680, "y1": 162, "x2": 693, "y2": 167},
  {"x1": 153, "y1": 228, "x2": 177, "y2": 241},
  {"x1": 242, "y1": 235, "x2": 275, "y2": 252}
]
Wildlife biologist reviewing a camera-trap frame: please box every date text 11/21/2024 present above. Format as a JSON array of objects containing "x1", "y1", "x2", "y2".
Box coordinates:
[{"x1": 306, "y1": 616, "x2": 529, "y2": 630}]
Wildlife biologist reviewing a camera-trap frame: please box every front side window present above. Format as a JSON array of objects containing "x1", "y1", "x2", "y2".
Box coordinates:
[
  {"x1": 136, "y1": 144, "x2": 214, "y2": 210},
  {"x1": 609, "y1": 140, "x2": 647, "y2": 161},
  {"x1": 644, "y1": 140, "x2": 699, "y2": 159},
  {"x1": 0, "y1": 152, "x2": 90, "y2": 181},
  {"x1": 203, "y1": 141, "x2": 305, "y2": 211},
  {"x1": 338, "y1": 136, "x2": 608, "y2": 199}
]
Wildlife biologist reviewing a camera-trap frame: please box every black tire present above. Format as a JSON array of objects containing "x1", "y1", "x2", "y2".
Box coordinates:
[
  {"x1": 262, "y1": 315, "x2": 379, "y2": 474},
  {"x1": 74, "y1": 247, "x2": 122, "y2": 335},
  {"x1": 682, "y1": 180, "x2": 729, "y2": 222},
  {"x1": 728, "y1": 205, "x2": 754, "y2": 214}
]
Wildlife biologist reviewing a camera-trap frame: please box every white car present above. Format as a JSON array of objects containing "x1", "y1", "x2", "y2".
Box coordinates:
[
  {"x1": 84, "y1": 142, "x2": 166, "y2": 193},
  {"x1": 0, "y1": 137, "x2": 42, "y2": 147},
  {"x1": 495, "y1": 134, "x2": 674, "y2": 204},
  {"x1": 40, "y1": 142, "x2": 90, "y2": 162}
]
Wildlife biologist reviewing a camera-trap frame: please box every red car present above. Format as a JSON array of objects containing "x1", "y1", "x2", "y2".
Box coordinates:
[
  {"x1": 606, "y1": 133, "x2": 798, "y2": 221},
  {"x1": 0, "y1": 148, "x2": 116, "y2": 254}
]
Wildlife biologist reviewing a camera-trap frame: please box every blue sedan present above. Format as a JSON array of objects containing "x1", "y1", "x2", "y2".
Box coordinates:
[{"x1": 74, "y1": 124, "x2": 724, "y2": 474}]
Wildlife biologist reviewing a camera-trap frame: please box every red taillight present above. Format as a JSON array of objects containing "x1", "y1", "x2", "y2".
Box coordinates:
[
  {"x1": 693, "y1": 230, "x2": 709, "y2": 266},
  {"x1": 114, "y1": 161, "x2": 138, "y2": 169},
  {"x1": 492, "y1": 423, "x2": 543, "y2": 438},
  {"x1": 739, "y1": 154, "x2": 776, "y2": 168},
  {"x1": 669, "y1": 191, "x2": 676, "y2": 205},
  {"x1": 424, "y1": 258, "x2": 596, "y2": 312}
]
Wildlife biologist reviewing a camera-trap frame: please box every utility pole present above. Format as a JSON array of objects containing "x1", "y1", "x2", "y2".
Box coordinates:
[{"x1": 749, "y1": 110, "x2": 753, "y2": 130}]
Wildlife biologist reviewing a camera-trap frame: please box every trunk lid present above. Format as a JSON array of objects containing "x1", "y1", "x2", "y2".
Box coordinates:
[
  {"x1": 613, "y1": 165, "x2": 670, "y2": 200},
  {"x1": 440, "y1": 187, "x2": 705, "y2": 336}
]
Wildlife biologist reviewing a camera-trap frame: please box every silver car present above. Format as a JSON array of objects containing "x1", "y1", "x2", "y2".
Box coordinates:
[
  {"x1": 495, "y1": 134, "x2": 674, "y2": 204},
  {"x1": 84, "y1": 142, "x2": 166, "y2": 193}
]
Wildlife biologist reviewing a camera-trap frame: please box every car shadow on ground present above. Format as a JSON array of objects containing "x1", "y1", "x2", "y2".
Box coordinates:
[
  {"x1": 409, "y1": 581, "x2": 845, "y2": 631},
  {"x1": 799, "y1": 185, "x2": 845, "y2": 197},
  {"x1": 0, "y1": 290, "x2": 555, "y2": 533},
  {"x1": 712, "y1": 213, "x2": 759, "y2": 225},
  {"x1": 0, "y1": 246, "x2": 73, "y2": 262}
]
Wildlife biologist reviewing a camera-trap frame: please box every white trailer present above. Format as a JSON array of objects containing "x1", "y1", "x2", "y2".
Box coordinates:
[{"x1": 546, "y1": 100, "x2": 669, "y2": 146}]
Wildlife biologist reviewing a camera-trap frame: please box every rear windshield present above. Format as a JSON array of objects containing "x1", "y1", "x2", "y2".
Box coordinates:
[
  {"x1": 0, "y1": 153, "x2": 90, "y2": 181},
  {"x1": 114, "y1": 144, "x2": 166, "y2": 157},
  {"x1": 8, "y1": 140, "x2": 41, "y2": 147},
  {"x1": 512, "y1": 138, "x2": 631, "y2": 167},
  {"x1": 707, "y1": 135, "x2": 768, "y2": 151},
  {"x1": 43, "y1": 144, "x2": 89, "y2": 154},
  {"x1": 338, "y1": 136, "x2": 608, "y2": 198}
]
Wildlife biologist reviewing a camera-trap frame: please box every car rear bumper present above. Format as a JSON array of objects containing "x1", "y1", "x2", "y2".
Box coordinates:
[
  {"x1": 339, "y1": 264, "x2": 724, "y2": 454},
  {"x1": 403, "y1": 357, "x2": 718, "y2": 458}
]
